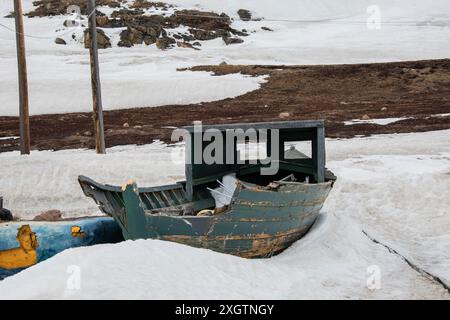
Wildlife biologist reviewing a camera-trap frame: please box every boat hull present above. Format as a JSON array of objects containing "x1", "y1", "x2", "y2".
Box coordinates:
[
  {"x1": 143, "y1": 182, "x2": 331, "y2": 258},
  {"x1": 79, "y1": 176, "x2": 333, "y2": 258}
]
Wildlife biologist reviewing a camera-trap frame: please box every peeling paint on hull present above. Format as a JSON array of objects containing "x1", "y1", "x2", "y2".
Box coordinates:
[{"x1": 79, "y1": 175, "x2": 333, "y2": 258}]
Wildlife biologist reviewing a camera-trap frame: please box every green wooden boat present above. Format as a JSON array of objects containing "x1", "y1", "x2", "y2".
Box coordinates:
[{"x1": 79, "y1": 121, "x2": 336, "y2": 258}]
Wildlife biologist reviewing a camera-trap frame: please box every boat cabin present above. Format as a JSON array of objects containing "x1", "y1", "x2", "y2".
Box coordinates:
[{"x1": 181, "y1": 120, "x2": 328, "y2": 202}]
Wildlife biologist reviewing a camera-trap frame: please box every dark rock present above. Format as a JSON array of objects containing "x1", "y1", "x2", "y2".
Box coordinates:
[
  {"x1": 96, "y1": 15, "x2": 109, "y2": 27},
  {"x1": 0, "y1": 208, "x2": 13, "y2": 221},
  {"x1": 130, "y1": 28, "x2": 144, "y2": 44},
  {"x1": 177, "y1": 41, "x2": 200, "y2": 50},
  {"x1": 131, "y1": 0, "x2": 172, "y2": 10},
  {"x1": 63, "y1": 19, "x2": 78, "y2": 28},
  {"x1": 192, "y1": 41, "x2": 202, "y2": 47},
  {"x1": 156, "y1": 36, "x2": 176, "y2": 50},
  {"x1": 189, "y1": 28, "x2": 217, "y2": 41},
  {"x1": 233, "y1": 29, "x2": 249, "y2": 37},
  {"x1": 120, "y1": 27, "x2": 135, "y2": 41},
  {"x1": 33, "y1": 209, "x2": 63, "y2": 221},
  {"x1": 118, "y1": 39, "x2": 133, "y2": 47},
  {"x1": 101, "y1": 18, "x2": 125, "y2": 28},
  {"x1": 27, "y1": 0, "x2": 121, "y2": 17},
  {"x1": 237, "y1": 9, "x2": 252, "y2": 21},
  {"x1": 222, "y1": 36, "x2": 244, "y2": 45},
  {"x1": 167, "y1": 9, "x2": 232, "y2": 31},
  {"x1": 143, "y1": 35, "x2": 156, "y2": 45},
  {"x1": 215, "y1": 29, "x2": 231, "y2": 38},
  {"x1": 220, "y1": 13, "x2": 230, "y2": 20},
  {"x1": 84, "y1": 28, "x2": 111, "y2": 49},
  {"x1": 182, "y1": 34, "x2": 195, "y2": 42},
  {"x1": 55, "y1": 37, "x2": 66, "y2": 45},
  {"x1": 102, "y1": 0, "x2": 121, "y2": 8},
  {"x1": 261, "y1": 26, "x2": 273, "y2": 31},
  {"x1": 33, "y1": 3, "x2": 245, "y2": 50},
  {"x1": 119, "y1": 25, "x2": 161, "y2": 46}
]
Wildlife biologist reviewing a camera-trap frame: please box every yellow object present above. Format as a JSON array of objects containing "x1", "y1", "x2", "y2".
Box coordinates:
[
  {"x1": 0, "y1": 225, "x2": 39, "y2": 270},
  {"x1": 71, "y1": 225, "x2": 86, "y2": 238}
]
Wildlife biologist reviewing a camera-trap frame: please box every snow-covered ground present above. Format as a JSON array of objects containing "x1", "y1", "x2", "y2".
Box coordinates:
[
  {"x1": 1, "y1": 0, "x2": 449, "y2": 116},
  {"x1": 0, "y1": 130, "x2": 449, "y2": 299},
  {"x1": 1, "y1": 0, "x2": 449, "y2": 299}
]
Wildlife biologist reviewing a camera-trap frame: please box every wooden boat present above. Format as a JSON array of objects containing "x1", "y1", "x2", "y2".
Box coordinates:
[{"x1": 79, "y1": 121, "x2": 336, "y2": 258}]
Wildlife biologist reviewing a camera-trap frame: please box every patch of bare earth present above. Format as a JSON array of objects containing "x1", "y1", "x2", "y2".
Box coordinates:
[{"x1": 0, "y1": 59, "x2": 449, "y2": 152}]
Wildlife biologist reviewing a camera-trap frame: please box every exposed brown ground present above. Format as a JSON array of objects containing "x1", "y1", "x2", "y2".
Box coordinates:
[{"x1": 1, "y1": 59, "x2": 449, "y2": 152}]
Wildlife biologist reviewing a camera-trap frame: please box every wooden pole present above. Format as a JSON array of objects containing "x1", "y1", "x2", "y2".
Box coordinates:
[
  {"x1": 87, "y1": 0, "x2": 105, "y2": 154},
  {"x1": 14, "y1": 0, "x2": 30, "y2": 155}
]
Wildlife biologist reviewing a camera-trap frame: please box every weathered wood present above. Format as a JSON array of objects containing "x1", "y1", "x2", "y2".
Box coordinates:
[
  {"x1": 313, "y1": 126, "x2": 325, "y2": 183},
  {"x1": 87, "y1": 0, "x2": 106, "y2": 154},
  {"x1": 14, "y1": 0, "x2": 30, "y2": 155},
  {"x1": 78, "y1": 121, "x2": 335, "y2": 258}
]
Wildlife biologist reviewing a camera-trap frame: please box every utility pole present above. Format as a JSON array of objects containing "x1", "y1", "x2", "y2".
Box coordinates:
[
  {"x1": 14, "y1": 0, "x2": 30, "y2": 155},
  {"x1": 87, "y1": 0, "x2": 105, "y2": 154}
]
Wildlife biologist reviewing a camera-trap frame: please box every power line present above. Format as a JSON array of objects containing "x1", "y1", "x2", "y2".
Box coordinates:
[
  {"x1": 173, "y1": 12, "x2": 447, "y2": 26},
  {"x1": 0, "y1": 10, "x2": 446, "y2": 40},
  {"x1": 0, "y1": 8, "x2": 96, "y2": 40}
]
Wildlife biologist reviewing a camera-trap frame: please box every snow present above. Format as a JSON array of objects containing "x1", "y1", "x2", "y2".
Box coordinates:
[
  {"x1": 0, "y1": 136, "x2": 19, "y2": 140},
  {"x1": 1, "y1": 0, "x2": 450, "y2": 116},
  {"x1": 430, "y1": 113, "x2": 450, "y2": 118},
  {"x1": 0, "y1": 130, "x2": 449, "y2": 299},
  {"x1": 344, "y1": 117, "x2": 411, "y2": 126},
  {"x1": 1, "y1": 0, "x2": 450, "y2": 299}
]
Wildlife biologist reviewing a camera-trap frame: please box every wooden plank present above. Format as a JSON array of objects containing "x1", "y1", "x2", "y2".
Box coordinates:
[{"x1": 315, "y1": 126, "x2": 325, "y2": 183}]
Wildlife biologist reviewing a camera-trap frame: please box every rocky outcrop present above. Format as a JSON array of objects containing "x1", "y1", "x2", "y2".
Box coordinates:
[
  {"x1": 27, "y1": 0, "x2": 122, "y2": 17},
  {"x1": 27, "y1": 1, "x2": 252, "y2": 50},
  {"x1": 177, "y1": 41, "x2": 199, "y2": 50},
  {"x1": 33, "y1": 209, "x2": 63, "y2": 221},
  {"x1": 155, "y1": 36, "x2": 175, "y2": 50},
  {"x1": 84, "y1": 28, "x2": 112, "y2": 49},
  {"x1": 118, "y1": 23, "x2": 163, "y2": 47},
  {"x1": 96, "y1": 15, "x2": 109, "y2": 27},
  {"x1": 131, "y1": 0, "x2": 172, "y2": 10},
  {"x1": 261, "y1": 26, "x2": 273, "y2": 31},
  {"x1": 222, "y1": 36, "x2": 244, "y2": 45},
  {"x1": 55, "y1": 37, "x2": 67, "y2": 45},
  {"x1": 111, "y1": 8, "x2": 242, "y2": 48}
]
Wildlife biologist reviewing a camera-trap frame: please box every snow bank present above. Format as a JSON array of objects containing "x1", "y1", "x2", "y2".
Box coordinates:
[
  {"x1": 0, "y1": 211, "x2": 447, "y2": 299},
  {"x1": 0, "y1": 142, "x2": 185, "y2": 218}
]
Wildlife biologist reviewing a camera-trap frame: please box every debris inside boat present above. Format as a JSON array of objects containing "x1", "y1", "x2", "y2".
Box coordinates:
[{"x1": 79, "y1": 120, "x2": 336, "y2": 258}]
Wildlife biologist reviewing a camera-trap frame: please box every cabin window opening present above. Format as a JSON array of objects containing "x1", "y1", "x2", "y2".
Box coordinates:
[
  {"x1": 236, "y1": 142, "x2": 268, "y2": 162},
  {"x1": 284, "y1": 141, "x2": 312, "y2": 159}
]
